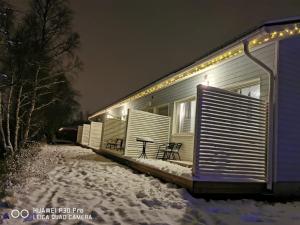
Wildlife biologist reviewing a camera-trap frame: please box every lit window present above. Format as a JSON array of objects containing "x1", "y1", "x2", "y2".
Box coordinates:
[{"x1": 175, "y1": 98, "x2": 196, "y2": 134}]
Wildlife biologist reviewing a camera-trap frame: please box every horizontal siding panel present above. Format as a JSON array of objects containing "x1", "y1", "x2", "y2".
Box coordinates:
[
  {"x1": 82, "y1": 124, "x2": 90, "y2": 146},
  {"x1": 125, "y1": 109, "x2": 170, "y2": 158},
  {"x1": 194, "y1": 85, "x2": 267, "y2": 182},
  {"x1": 88, "y1": 122, "x2": 103, "y2": 150},
  {"x1": 77, "y1": 126, "x2": 83, "y2": 144}
]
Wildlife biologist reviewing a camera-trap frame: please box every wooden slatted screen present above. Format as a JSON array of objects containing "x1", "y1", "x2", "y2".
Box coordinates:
[
  {"x1": 88, "y1": 122, "x2": 103, "y2": 149},
  {"x1": 81, "y1": 124, "x2": 91, "y2": 146},
  {"x1": 125, "y1": 109, "x2": 170, "y2": 158},
  {"x1": 101, "y1": 118, "x2": 127, "y2": 149},
  {"x1": 194, "y1": 84, "x2": 267, "y2": 182},
  {"x1": 77, "y1": 125, "x2": 83, "y2": 144}
]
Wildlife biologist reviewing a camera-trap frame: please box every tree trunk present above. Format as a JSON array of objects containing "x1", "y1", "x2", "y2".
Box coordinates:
[
  {"x1": 22, "y1": 91, "x2": 36, "y2": 146},
  {"x1": 22, "y1": 66, "x2": 40, "y2": 146},
  {"x1": 14, "y1": 85, "x2": 23, "y2": 151},
  {"x1": 0, "y1": 92, "x2": 8, "y2": 152},
  {"x1": 5, "y1": 84, "x2": 13, "y2": 152}
]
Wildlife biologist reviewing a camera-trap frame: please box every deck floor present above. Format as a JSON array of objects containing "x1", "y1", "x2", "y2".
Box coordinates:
[{"x1": 168, "y1": 160, "x2": 193, "y2": 168}]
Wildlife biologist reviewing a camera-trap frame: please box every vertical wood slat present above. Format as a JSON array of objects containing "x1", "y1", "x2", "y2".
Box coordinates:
[
  {"x1": 194, "y1": 84, "x2": 267, "y2": 182},
  {"x1": 81, "y1": 124, "x2": 91, "y2": 146},
  {"x1": 88, "y1": 122, "x2": 103, "y2": 150},
  {"x1": 125, "y1": 109, "x2": 170, "y2": 158}
]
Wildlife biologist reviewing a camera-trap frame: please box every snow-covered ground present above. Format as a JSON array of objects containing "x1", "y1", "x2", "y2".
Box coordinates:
[
  {"x1": 136, "y1": 158, "x2": 192, "y2": 178},
  {"x1": 1, "y1": 145, "x2": 300, "y2": 225}
]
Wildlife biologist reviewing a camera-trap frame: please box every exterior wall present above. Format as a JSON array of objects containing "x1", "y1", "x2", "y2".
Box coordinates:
[
  {"x1": 275, "y1": 37, "x2": 300, "y2": 183},
  {"x1": 97, "y1": 43, "x2": 276, "y2": 162}
]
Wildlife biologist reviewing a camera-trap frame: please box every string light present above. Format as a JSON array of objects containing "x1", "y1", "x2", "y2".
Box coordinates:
[{"x1": 89, "y1": 22, "x2": 300, "y2": 119}]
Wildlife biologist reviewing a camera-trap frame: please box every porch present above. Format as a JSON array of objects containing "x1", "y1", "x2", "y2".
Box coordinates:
[
  {"x1": 92, "y1": 147, "x2": 266, "y2": 194},
  {"x1": 90, "y1": 83, "x2": 268, "y2": 194}
]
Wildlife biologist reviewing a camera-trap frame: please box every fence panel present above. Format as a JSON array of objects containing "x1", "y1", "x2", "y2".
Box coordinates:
[
  {"x1": 194, "y1": 84, "x2": 267, "y2": 182},
  {"x1": 88, "y1": 122, "x2": 103, "y2": 149},
  {"x1": 125, "y1": 109, "x2": 170, "y2": 158}
]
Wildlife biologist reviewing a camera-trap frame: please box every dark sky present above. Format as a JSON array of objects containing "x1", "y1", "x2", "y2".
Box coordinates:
[{"x1": 9, "y1": 0, "x2": 300, "y2": 114}]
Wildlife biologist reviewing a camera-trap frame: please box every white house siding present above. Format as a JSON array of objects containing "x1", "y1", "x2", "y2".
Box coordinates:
[
  {"x1": 126, "y1": 43, "x2": 275, "y2": 161},
  {"x1": 93, "y1": 43, "x2": 275, "y2": 162},
  {"x1": 88, "y1": 122, "x2": 103, "y2": 150},
  {"x1": 82, "y1": 124, "x2": 91, "y2": 146},
  {"x1": 77, "y1": 125, "x2": 83, "y2": 144},
  {"x1": 276, "y1": 37, "x2": 300, "y2": 182}
]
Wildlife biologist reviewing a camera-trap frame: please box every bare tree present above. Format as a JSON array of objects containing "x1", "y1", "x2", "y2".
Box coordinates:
[
  {"x1": 0, "y1": 0, "x2": 81, "y2": 154},
  {"x1": 20, "y1": 0, "x2": 81, "y2": 146}
]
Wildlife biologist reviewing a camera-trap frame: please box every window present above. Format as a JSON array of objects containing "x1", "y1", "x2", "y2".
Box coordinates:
[
  {"x1": 175, "y1": 98, "x2": 196, "y2": 134},
  {"x1": 235, "y1": 83, "x2": 260, "y2": 99},
  {"x1": 156, "y1": 105, "x2": 169, "y2": 116}
]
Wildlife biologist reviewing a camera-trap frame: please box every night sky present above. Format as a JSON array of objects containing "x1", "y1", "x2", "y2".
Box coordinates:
[{"x1": 9, "y1": 0, "x2": 300, "y2": 114}]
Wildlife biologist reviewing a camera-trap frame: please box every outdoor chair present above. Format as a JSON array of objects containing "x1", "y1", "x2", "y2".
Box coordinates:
[
  {"x1": 106, "y1": 138, "x2": 123, "y2": 150},
  {"x1": 106, "y1": 139, "x2": 116, "y2": 149},
  {"x1": 156, "y1": 142, "x2": 175, "y2": 160},
  {"x1": 169, "y1": 143, "x2": 182, "y2": 160},
  {"x1": 115, "y1": 138, "x2": 124, "y2": 151}
]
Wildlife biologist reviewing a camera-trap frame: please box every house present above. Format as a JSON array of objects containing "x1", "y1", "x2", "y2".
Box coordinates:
[{"x1": 84, "y1": 18, "x2": 300, "y2": 195}]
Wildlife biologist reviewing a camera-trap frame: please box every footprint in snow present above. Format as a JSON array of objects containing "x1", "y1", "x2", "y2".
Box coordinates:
[
  {"x1": 116, "y1": 208, "x2": 127, "y2": 217},
  {"x1": 90, "y1": 210, "x2": 105, "y2": 223},
  {"x1": 141, "y1": 198, "x2": 163, "y2": 208},
  {"x1": 136, "y1": 191, "x2": 148, "y2": 199},
  {"x1": 57, "y1": 197, "x2": 65, "y2": 204},
  {"x1": 80, "y1": 171, "x2": 87, "y2": 176}
]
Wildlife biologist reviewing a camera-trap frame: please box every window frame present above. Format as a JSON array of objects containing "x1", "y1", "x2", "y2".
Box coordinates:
[{"x1": 172, "y1": 95, "x2": 196, "y2": 136}]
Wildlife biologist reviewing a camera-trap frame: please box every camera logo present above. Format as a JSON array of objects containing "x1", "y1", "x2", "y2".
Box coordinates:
[{"x1": 10, "y1": 209, "x2": 30, "y2": 219}]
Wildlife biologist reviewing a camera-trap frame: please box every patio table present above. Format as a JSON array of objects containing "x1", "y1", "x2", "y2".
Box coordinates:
[{"x1": 136, "y1": 137, "x2": 154, "y2": 159}]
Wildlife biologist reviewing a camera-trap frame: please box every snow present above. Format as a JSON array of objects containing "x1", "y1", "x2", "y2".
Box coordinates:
[
  {"x1": 136, "y1": 158, "x2": 192, "y2": 179},
  {"x1": 0, "y1": 145, "x2": 299, "y2": 225}
]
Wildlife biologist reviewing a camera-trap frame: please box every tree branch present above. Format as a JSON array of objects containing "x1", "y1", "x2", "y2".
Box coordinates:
[{"x1": 34, "y1": 99, "x2": 57, "y2": 112}]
